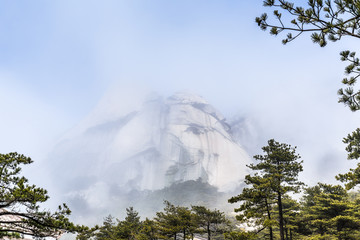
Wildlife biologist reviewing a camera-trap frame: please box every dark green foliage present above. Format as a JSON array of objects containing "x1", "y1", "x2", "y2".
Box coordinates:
[
  {"x1": 76, "y1": 225, "x2": 99, "y2": 240},
  {"x1": 77, "y1": 207, "x2": 144, "y2": 240},
  {"x1": 144, "y1": 179, "x2": 226, "y2": 212},
  {"x1": 223, "y1": 231, "x2": 256, "y2": 240},
  {"x1": 256, "y1": 1, "x2": 360, "y2": 193},
  {"x1": 137, "y1": 218, "x2": 158, "y2": 240},
  {"x1": 155, "y1": 201, "x2": 195, "y2": 240},
  {"x1": 251, "y1": 139, "x2": 304, "y2": 194},
  {"x1": 86, "y1": 202, "x2": 230, "y2": 240},
  {"x1": 276, "y1": 195, "x2": 301, "y2": 239},
  {"x1": 116, "y1": 207, "x2": 142, "y2": 240},
  {"x1": 336, "y1": 128, "x2": 360, "y2": 190},
  {"x1": 256, "y1": 0, "x2": 360, "y2": 193},
  {"x1": 229, "y1": 139, "x2": 303, "y2": 240},
  {"x1": 122, "y1": 179, "x2": 230, "y2": 218},
  {"x1": 338, "y1": 51, "x2": 360, "y2": 112},
  {"x1": 191, "y1": 205, "x2": 227, "y2": 240},
  {"x1": 75, "y1": 189, "x2": 360, "y2": 240},
  {"x1": 256, "y1": 0, "x2": 360, "y2": 111},
  {"x1": 255, "y1": 139, "x2": 303, "y2": 240},
  {"x1": 256, "y1": 0, "x2": 360, "y2": 46},
  {"x1": 228, "y1": 174, "x2": 276, "y2": 238},
  {"x1": 300, "y1": 183, "x2": 360, "y2": 239},
  {"x1": 95, "y1": 215, "x2": 117, "y2": 240},
  {"x1": 0, "y1": 152, "x2": 81, "y2": 239},
  {"x1": 337, "y1": 162, "x2": 360, "y2": 190},
  {"x1": 343, "y1": 128, "x2": 360, "y2": 160}
]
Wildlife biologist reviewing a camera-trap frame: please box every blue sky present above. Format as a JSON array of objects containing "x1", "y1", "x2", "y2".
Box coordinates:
[{"x1": 1, "y1": 1, "x2": 360, "y2": 190}]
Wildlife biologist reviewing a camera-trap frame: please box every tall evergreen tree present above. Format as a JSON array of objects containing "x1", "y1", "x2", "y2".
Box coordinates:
[
  {"x1": 155, "y1": 201, "x2": 195, "y2": 240},
  {"x1": 0, "y1": 152, "x2": 80, "y2": 238},
  {"x1": 116, "y1": 207, "x2": 142, "y2": 240},
  {"x1": 273, "y1": 195, "x2": 301, "y2": 240},
  {"x1": 231, "y1": 139, "x2": 303, "y2": 240},
  {"x1": 191, "y1": 206, "x2": 227, "y2": 240},
  {"x1": 253, "y1": 139, "x2": 303, "y2": 240},
  {"x1": 228, "y1": 174, "x2": 276, "y2": 239},
  {"x1": 255, "y1": 0, "x2": 360, "y2": 190},
  {"x1": 94, "y1": 215, "x2": 117, "y2": 240}
]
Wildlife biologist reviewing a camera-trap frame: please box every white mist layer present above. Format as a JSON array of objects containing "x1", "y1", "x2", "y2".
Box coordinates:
[{"x1": 49, "y1": 91, "x2": 251, "y2": 217}]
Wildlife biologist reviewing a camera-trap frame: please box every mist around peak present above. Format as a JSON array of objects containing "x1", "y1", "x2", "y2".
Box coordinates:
[{"x1": 46, "y1": 91, "x2": 253, "y2": 225}]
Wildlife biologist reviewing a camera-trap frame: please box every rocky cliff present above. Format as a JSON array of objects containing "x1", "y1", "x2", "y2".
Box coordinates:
[{"x1": 49, "y1": 92, "x2": 251, "y2": 220}]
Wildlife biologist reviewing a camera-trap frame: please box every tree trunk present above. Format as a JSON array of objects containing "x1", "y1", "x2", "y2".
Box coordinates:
[
  {"x1": 207, "y1": 223, "x2": 211, "y2": 240},
  {"x1": 183, "y1": 228, "x2": 186, "y2": 240},
  {"x1": 265, "y1": 199, "x2": 274, "y2": 240},
  {"x1": 278, "y1": 192, "x2": 285, "y2": 240}
]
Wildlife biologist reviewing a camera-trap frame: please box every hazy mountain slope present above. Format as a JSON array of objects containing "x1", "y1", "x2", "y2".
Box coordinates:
[{"x1": 48, "y1": 92, "x2": 252, "y2": 222}]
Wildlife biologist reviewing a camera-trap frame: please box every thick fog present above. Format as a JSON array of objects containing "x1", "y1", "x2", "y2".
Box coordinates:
[{"x1": 0, "y1": 0, "x2": 359, "y2": 225}]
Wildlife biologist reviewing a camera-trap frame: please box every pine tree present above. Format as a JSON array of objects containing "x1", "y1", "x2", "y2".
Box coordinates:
[
  {"x1": 337, "y1": 128, "x2": 360, "y2": 189},
  {"x1": 138, "y1": 218, "x2": 158, "y2": 240},
  {"x1": 116, "y1": 207, "x2": 142, "y2": 240},
  {"x1": 254, "y1": 139, "x2": 303, "y2": 240},
  {"x1": 300, "y1": 183, "x2": 360, "y2": 239},
  {"x1": 155, "y1": 201, "x2": 195, "y2": 240},
  {"x1": 228, "y1": 174, "x2": 276, "y2": 239},
  {"x1": 255, "y1": 0, "x2": 360, "y2": 190},
  {"x1": 230, "y1": 139, "x2": 303, "y2": 240},
  {"x1": 191, "y1": 206, "x2": 227, "y2": 240},
  {"x1": 0, "y1": 152, "x2": 81, "y2": 238},
  {"x1": 95, "y1": 215, "x2": 117, "y2": 240},
  {"x1": 255, "y1": 0, "x2": 360, "y2": 111},
  {"x1": 276, "y1": 195, "x2": 301, "y2": 240},
  {"x1": 223, "y1": 230, "x2": 257, "y2": 240}
]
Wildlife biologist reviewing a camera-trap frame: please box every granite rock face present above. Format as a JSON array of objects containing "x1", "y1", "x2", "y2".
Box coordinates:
[{"x1": 50, "y1": 92, "x2": 251, "y2": 215}]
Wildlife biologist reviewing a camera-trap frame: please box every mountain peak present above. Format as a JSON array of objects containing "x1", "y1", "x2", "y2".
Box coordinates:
[
  {"x1": 167, "y1": 91, "x2": 208, "y2": 105},
  {"x1": 48, "y1": 92, "x2": 251, "y2": 220}
]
